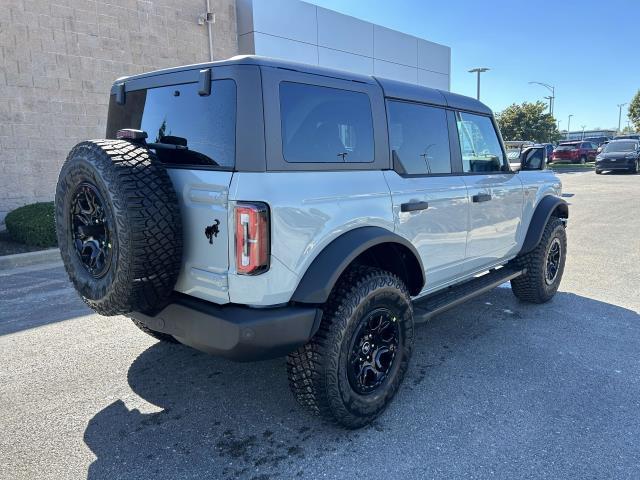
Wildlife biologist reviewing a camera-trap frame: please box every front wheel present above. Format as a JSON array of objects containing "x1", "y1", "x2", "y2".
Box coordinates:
[
  {"x1": 287, "y1": 266, "x2": 414, "y2": 428},
  {"x1": 510, "y1": 217, "x2": 567, "y2": 303}
]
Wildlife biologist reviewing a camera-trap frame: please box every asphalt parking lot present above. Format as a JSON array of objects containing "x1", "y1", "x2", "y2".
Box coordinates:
[{"x1": 1, "y1": 171, "x2": 639, "y2": 480}]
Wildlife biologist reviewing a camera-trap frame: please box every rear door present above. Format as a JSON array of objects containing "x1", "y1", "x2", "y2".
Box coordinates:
[
  {"x1": 106, "y1": 65, "x2": 263, "y2": 304},
  {"x1": 454, "y1": 111, "x2": 524, "y2": 272},
  {"x1": 384, "y1": 101, "x2": 469, "y2": 291}
]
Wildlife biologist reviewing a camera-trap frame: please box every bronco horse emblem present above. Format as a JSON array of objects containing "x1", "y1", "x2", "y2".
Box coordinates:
[{"x1": 204, "y1": 219, "x2": 220, "y2": 244}]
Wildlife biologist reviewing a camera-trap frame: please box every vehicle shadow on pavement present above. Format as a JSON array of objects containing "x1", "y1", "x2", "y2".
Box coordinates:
[{"x1": 83, "y1": 288, "x2": 640, "y2": 480}]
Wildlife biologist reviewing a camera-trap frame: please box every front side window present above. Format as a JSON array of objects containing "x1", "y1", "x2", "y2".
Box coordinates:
[
  {"x1": 279, "y1": 82, "x2": 374, "y2": 163},
  {"x1": 107, "y1": 80, "x2": 237, "y2": 168},
  {"x1": 387, "y1": 101, "x2": 452, "y2": 175},
  {"x1": 456, "y1": 112, "x2": 505, "y2": 173}
]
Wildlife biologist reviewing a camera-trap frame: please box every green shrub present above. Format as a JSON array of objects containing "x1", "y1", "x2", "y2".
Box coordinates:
[{"x1": 5, "y1": 202, "x2": 58, "y2": 248}]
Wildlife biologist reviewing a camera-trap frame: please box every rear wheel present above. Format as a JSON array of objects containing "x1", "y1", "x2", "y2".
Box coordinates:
[
  {"x1": 510, "y1": 217, "x2": 567, "y2": 304},
  {"x1": 631, "y1": 160, "x2": 639, "y2": 174},
  {"x1": 579, "y1": 155, "x2": 587, "y2": 165},
  {"x1": 595, "y1": 169, "x2": 603, "y2": 174},
  {"x1": 287, "y1": 266, "x2": 414, "y2": 428}
]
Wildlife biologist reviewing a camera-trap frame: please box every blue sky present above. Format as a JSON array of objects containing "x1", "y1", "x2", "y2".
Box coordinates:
[{"x1": 308, "y1": 0, "x2": 639, "y2": 131}]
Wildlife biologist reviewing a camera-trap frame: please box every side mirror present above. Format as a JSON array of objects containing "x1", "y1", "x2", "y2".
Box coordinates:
[{"x1": 520, "y1": 147, "x2": 546, "y2": 171}]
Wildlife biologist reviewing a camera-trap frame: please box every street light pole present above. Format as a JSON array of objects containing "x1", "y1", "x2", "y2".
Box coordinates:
[
  {"x1": 529, "y1": 81, "x2": 555, "y2": 116},
  {"x1": 567, "y1": 114, "x2": 573, "y2": 140},
  {"x1": 468, "y1": 67, "x2": 490, "y2": 100},
  {"x1": 581, "y1": 125, "x2": 586, "y2": 140},
  {"x1": 617, "y1": 103, "x2": 627, "y2": 133},
  {"x1": 543, "y1": 96, "x2": 553, "y2": 114}
]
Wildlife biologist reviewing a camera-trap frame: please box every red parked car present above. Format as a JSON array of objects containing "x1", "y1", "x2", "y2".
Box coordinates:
[{"x1": 552, "y1": 141, "x2": 597, "y2": 164}]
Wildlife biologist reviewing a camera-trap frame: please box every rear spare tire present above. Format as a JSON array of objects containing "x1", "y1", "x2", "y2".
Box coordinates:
[{"x1": 55, "y1": 140, "x2": 182, "y2": 316}]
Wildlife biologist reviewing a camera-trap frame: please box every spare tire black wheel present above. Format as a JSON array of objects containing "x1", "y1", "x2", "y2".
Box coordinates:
[{"x1": 55, "y1": 139, "x2": 182, "y2": 316}]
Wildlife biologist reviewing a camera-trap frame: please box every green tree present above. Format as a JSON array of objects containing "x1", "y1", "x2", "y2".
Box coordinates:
[
  {"x1": 496, "y1": 101, "x2": 561, "y2": 143},
  {"x1": 628, "y1": 90, "x2": 640, "y2": 131}
]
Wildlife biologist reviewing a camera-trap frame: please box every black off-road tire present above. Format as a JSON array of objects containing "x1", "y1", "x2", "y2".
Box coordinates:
[
  {"x1": 287, "y1": 266, "x2": 414, "y2": 428},
  {"x1": 131, "y1": 318, "x2": 179, "y2": 344},
  {"x1": 55, "y1": 140, "x2": 182, "y2": 316},
  {"x1": 510, "y1": 217, "x2": 566, "y2": 303}
]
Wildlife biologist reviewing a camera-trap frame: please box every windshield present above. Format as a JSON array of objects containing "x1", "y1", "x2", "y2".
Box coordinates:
[{"x1": 603, "y1": 141, "x2": 637, "y2": 153}]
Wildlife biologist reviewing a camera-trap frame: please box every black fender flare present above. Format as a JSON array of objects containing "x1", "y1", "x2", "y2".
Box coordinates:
[
  {"x1": 291, "y1": 226, "x2": 425, "y2": 304},
  {"x1": 520, "y1": 195, "x2": 569, "y2": 255}
]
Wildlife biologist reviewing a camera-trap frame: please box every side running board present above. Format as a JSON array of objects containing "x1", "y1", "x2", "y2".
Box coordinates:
[{"x1": 413, "y1": 267, "x2": 525, "y2": 323}]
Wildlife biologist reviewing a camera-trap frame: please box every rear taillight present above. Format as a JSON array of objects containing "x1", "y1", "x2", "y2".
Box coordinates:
[{"x1": 234, "y1": 202, "x2": 270, "y2": 275}]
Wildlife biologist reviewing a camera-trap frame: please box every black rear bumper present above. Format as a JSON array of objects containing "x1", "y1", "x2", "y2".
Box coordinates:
[{"x1": 130, "y1": 294, "x2": 322, "y2": 361}]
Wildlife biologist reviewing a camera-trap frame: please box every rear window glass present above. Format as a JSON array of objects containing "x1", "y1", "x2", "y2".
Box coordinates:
[
  {"x1": 387, "y1": 101, "x2": 451, "y2": 175},
  {"x1": 556, "y1": 144, "x2": 578, "y2": 150},
  {"x1": 604, "y1": 141, "x2": 637, "y2": 153},
  {"x1": 106, "y1": 80, "x2": 236, "y2": 168},
  {"x1": 279, "y1": 82, "x2": 374, "y2": 163}
]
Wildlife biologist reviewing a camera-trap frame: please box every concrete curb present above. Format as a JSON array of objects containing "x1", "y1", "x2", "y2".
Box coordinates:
[{"x1": 0, "y1": 248, "x2": 61, "y2": 270}]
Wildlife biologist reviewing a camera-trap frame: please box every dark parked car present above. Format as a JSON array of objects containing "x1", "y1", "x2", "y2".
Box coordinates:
[
  {"x1": 584, "y1": 136, "x2": 611, "y2": 147},
  {"x1": 595, "y1": 139, "x2": 640, "y2": 174},
  {"x1": 614, "y1": 134, "x2": 640, "y2": 141},
  {"x1": 552, "y1": 141, "x2": 597, "y2": 164}
]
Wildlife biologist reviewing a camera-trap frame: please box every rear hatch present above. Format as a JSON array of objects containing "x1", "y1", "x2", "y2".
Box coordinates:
[
  {"x1": 106, "y1": 79, "x2": 237, "y2": 304},
  {"x1": 554, "y1": 144, "x2": 578, "y2": 159}
]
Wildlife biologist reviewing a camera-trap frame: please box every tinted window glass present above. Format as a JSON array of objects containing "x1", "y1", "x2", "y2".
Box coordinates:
[
  {"x1": 603, "y1": 141, "x2": 637, "y2": 153},
  {"x1": 280, "y1": 82, "x2": 374, "y2": 163},
  {"x1": 387, "y1": 101, "x2": 451, "y2": 175},
  {"x1": 106, "y1": 80, "x2": 236, "y2": 168},
  {"x1": 456, "y1": 112, "x2": 504, "y2": 173}
]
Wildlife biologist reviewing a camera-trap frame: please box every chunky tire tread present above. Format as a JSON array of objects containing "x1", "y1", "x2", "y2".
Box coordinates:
[
  {"x1": 130, "y1": 318, "x2": 179, "y2": 344},
  {"x1": 55, "y1": 139, "x2": 182, "y2": 316},
  {"x1": 287, "y1": 265, "x2": 413, "y2": 429},
  {"x1": 510, "y1": 217, "x2": 566, "y2": 304}
]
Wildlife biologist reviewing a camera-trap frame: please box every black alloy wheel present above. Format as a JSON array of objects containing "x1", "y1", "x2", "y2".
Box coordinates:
[
  {"x1": 70, "y1": 182, "x2": 112, "y2": 278},
  {"x1": 544, "y1": 237, "x2": 562, "y2": 286},
  {"x1": 347, "y1": 308, "x2": 401, "y2": 395}
]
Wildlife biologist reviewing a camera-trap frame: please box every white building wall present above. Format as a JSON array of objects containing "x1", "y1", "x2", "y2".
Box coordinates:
[{"x1": 236, "y1": 0, "x2": 451, "y2": 90}]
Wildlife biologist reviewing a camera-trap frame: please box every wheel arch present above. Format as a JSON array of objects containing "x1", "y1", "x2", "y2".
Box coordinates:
[
  {"x1": 520, "y1": 195, "x2": 568, "y2": 255},
  {"x1": 290, "y1": 226, "x2": 425, "y2": 304}
]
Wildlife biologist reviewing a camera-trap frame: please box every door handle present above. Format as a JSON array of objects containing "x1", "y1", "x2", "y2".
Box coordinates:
[
  {"x1": 472, "y1": 193, "x2": 492, "y2": 203},
  {"x1": 400, "y1": 201, "x2": 429, "y2": 212}
]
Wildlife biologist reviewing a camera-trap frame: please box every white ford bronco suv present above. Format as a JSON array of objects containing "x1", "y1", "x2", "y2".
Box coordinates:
[{"x1": 55, "y1": 56, "x2": 568, "y2": 428}]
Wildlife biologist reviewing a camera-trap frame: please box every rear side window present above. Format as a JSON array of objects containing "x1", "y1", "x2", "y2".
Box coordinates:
[
  {"x1": 279, "y1": 82, "x2": 374, "y2": 163},
  {"x1": 456, "y1": 112, "x2": 504, "y2": 173},
  {"x1": 387, "y1": 101, "x2": 451, "y2": 175},
  {"x1": 106, "y1": 80, "x2": 236, "y2": 168}
]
